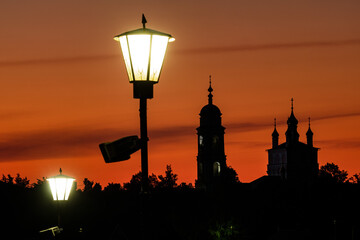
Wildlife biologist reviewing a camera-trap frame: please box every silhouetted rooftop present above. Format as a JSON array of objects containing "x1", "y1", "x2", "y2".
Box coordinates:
[{"x1": 200, "y1": 103, "x2": 222, "y2": 117}]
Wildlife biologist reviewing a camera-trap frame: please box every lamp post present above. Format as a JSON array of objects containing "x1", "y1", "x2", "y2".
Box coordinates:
[
  {"x1": 47, "y1": 168, "x2": 75, "y2": 227},
  {"x1": 114, "y1": 14, "x2": 174, "y2": 193}
]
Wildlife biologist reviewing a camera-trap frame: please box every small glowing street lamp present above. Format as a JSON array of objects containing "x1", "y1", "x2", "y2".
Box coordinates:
[
  {"x1": 114, "y1": 14, "x2": 174, "y2": 192},
  {"x1": 47, "y1": 168, "x2": 75, "y2": 227},
  {"x1": 47, "y1": 168, "x2": 75, "y2": 201}
]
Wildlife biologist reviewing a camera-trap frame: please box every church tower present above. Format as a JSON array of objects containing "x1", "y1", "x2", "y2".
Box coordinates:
[
  {"x1": 196, "y1": 77, "x2": 227, "y2": 190},
  {"x1": 272, "y1": 118, "x2": 279, "y2": 148},
  {"x1": 285, "y1": 98, "x2": 300, "y2": 145},
  {"x1": 306, "y1": 117, "x2": 313, "y2": 147}
]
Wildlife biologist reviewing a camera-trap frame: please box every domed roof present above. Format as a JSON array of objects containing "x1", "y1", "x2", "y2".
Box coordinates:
[
  {"x1": 272, "y1": 118, "x2": 279, "y2": 137},
  {"x1": 200, "y1": 77, "x2": 222, "y2": 117},
  {"x1": 200, "y1": 103, "x2": 222, "y2": 117},
  {"x1": 306, "y1": 117, "x2": 313, "y2": 136},
  {"x1": 287, "y1": 98, "x2": 298, "y2": 125},
  {"x1": 287, "y1": 111, "x2": 298, "y2": 125}
]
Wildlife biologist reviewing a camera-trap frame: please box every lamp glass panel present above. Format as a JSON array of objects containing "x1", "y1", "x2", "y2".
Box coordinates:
[
  {"x1": 64, "y1": 179, "x2": 75, "y2": 200},
  {"x1": 48, "y1": 177, "x2": 74, "y2": 200},
  {"x1": 48, "y1": 179, "x2": 57, "y2": 200},
  {"x1": 119, "y1": 36, "x2": 134, "y2": 81},
  {"x1": 56, "y1": 178, "x2": 67, "y2": 200},
  {"x1": 149, "y1": 35, "x2": 169, "y2": 82},
  {"x1": 127, "y1": 35, "x2": 151, "y2": 81}
]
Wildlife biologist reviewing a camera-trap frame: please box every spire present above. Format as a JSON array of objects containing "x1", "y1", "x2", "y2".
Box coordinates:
[
  {"x1": 306, "y1": 117, "x2": 313, "y2": 147},
  {"x1": 272, "y1": 118, "x2": 279, "y2": 148},
  {"x1": 208, "y1": 75, "x2": 213, "y2": 105},
  {"x1": 272, "y1": 118, "x2": 279, "y2": 136},
  {"x1": 287, "y1": 98, "x2": 298, "y2": 124},
  {"x1": 286, "y1": 98, "x2": 299, "y2": 145}
]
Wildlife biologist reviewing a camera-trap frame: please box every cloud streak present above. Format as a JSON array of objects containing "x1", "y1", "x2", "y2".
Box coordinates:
[
  {"x1": 177, "y1": 39, "x2": 360, "y2": 55},
  {"x1": 317, "y1": 139, "x2": 360, "y2": 149},
  {"x1": 1, "y1": 39, "x2": 360, "y2": 67},
  {"x1": 0, "y1": 111, "x2": 359, "y2": 162},
  {"x1": 0, "y1": 127, "x2": 133, "y2": 162},
  {"x1": 0, "y1": 55, "x2": 118, "y2": 67}
]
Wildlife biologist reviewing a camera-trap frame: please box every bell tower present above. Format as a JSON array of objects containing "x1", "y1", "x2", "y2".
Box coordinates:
[{"x1": 196, "y1": 76, "x2": 227, "y2": 190}]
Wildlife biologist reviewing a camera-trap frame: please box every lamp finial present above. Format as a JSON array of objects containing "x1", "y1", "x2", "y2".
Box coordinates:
[
  {"x1": 142, "y1": 14, "x2": 147, "y2": 28},
  {"x1": 291, "y1": 98, "x2": 294, "y2": 112},
  {"x1": 59, "y1": 168, "x2": 62, "y2": 175}
]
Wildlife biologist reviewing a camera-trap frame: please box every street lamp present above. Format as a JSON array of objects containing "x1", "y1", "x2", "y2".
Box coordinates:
[
  {"x1": 47, "y1": 168, "x2": 75, "y2": 227},
  {"x1": 114, "y1": 14, "x2": 174, "y2": 192}
]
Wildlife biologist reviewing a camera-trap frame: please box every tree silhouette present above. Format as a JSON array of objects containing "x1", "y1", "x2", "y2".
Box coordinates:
[
  {"x1": 177, "y1": 182, "x2": 194, "y2": 190},
  {"x1": 93, "y1": 182, "x2": 102, "y2": 192},
  {"x1": 123, "y1": 171, "x2": 160, "y2": 191},
  {"x1": 319, "y1": 162, "x2": 348, "y2": 183},
  {"x1": 349, "y1": 173, "x2": 360, "y2": 184},
  {"x1": 83, "y1": 178, "x2": 94, "y2": 192},
  {"x1": 104, "y1": 182, "x2": 122, "y2": 192},
  {"x1": 221, "y1": 165, "x2": 241, "y2": 185},
  {"x1": 123, "y1": 172, "x2": 142, "y2": 192},
  {"x1": 32, "y1": 177, "x2": 46, "y2": 189},
  {"x1": 1, "y1": 174, "x2": 14, "y2": 184},
  {"x1": 149, "y1": 173, "x2": 159, "y2": 189},
  {"x1": 1, "y1": 173, "x2": 31, "y2": 188},
  {"x1": 158, "y1": 165, "x2": 178, "y2": 189},
  {"x1": 14, "y1": 173, "x2": 30, "y2": 188}
]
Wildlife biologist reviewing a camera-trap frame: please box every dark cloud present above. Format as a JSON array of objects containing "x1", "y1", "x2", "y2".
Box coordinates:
[
  {"x1": 1, "y1": 39, "x2": 360, "y2": 67},
  {"x1": 0, "y1": 127, "x2": 134, "y2": 162},
  {"x1": 149, "y1": 125, "x2": 195, "y2": 140},
  {"x1": 0, "y1": 124, "x2": 195, "y2": 162},
  {"x1": 177, "y1": 39, "x2": 360, "y2": 55},
  {"x1": 311, "y1": 112, "x2": 360, "y2": 122},
  {"x1": 0, "y1": 110, "x2": 35, "y2": 121},
  {"x1": 227, "y1": 140, "x2": 268, "y2": 148},
  {"x1": 227, "y1": 121, "x2": 273, "y2": 132},
  {"x1": 0, "y1": 110, "x2": 359, "y2": 162},
  {"x1": 0, "y1": 55, "x2": 118, "y2": 67},
  {"x1": 317, "y1": 139, "x2": 360, "y2": 149},
  {"x1": 226, "y1": 111, "x2": 360, "y2": 133}
]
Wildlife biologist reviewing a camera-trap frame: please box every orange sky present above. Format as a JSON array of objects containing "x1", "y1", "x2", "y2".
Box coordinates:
[{"x1": 0, "y1": 1, "x2": 359, "y2": 187}]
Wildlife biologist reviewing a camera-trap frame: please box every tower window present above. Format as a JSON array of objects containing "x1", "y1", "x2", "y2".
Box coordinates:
[
  {"x1": 199, "y1": 135, "x2": 204, "y2": 146},
  {"x1": 212, "y1": 136, "x2": 219, "y2": 145},
  {"x1": 213, "y1": 162, "x2": 221, "y2": 176}
]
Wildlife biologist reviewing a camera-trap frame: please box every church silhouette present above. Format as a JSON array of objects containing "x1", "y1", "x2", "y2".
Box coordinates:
[
  {"x1": 196, "y1": 77, "x2": 227, "y2": 191},
  {"x1": 195, "y1": 80, "x2": 319, "y2": 189},
  {"x1": 267, "y1": 99, "x2": 319, "y2": 183}
]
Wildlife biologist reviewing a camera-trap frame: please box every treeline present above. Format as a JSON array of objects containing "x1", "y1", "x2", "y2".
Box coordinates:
[
  {"x1": 0, "y1": 163, "x2": 359, "y2": 240},
  {"x1": 1, "y1": 163, "x2": 359, "y2": 191},
  {"x1": 319, "y1": 162, "x2": 360, "y2": 184},
  {"x1": 0, "y1": 164, "x2": 188, "y2": 191},
  {"x1": 81, "y1": 165, "x2": 195, "y2": 193},
  {"x1": 0, "y1": 164, "x2": 241, "y2": 192}
]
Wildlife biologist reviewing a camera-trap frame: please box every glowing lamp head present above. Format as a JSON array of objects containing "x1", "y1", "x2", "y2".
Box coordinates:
[
  {"x1": 47, "y1": 168, "x2": 75, "y2": 201},
  {"x1": 114, "y1": 15, "x2": 175, "y2": 84}
]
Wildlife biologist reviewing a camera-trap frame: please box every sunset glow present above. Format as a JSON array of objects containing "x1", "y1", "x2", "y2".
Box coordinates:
[{"x1": 0, "y1": 1, "x2": 359, "y2": 187}]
